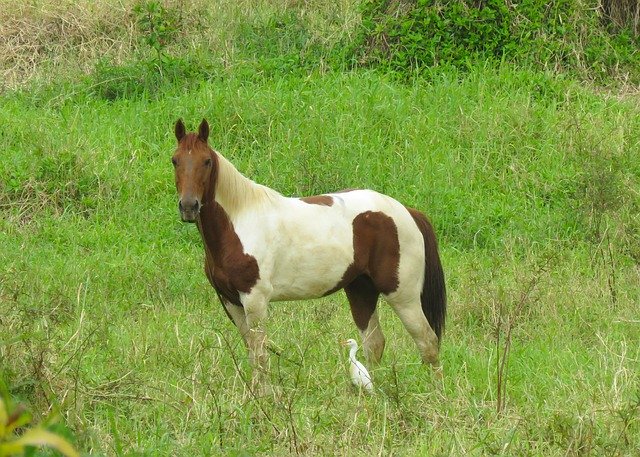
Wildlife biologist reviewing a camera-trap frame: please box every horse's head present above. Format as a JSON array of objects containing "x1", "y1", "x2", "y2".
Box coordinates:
[{"x1": 172, "y1": 119, "x2": 216, "y2": 223}]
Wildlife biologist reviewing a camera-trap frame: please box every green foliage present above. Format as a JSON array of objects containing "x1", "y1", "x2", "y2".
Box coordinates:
[
  {"x1": 354, "y1": 0, "x2": 640, "y2": 82},
  {"x1": 90, "y1": 53, "x2": 219, "y2": 101},
  {"x1": 235, "y1": 12, "x2": 310, "y2": 76},
  {"x1": 0, "y1": 394, "x2": 78, "y2": 457},
  {"x1": 94, "y1": 1, "x2": 206, "y2": 100},
  {"x1": 1, "y1": 147, "x2": 99, "y2": 217},
  {"x1": 231, "y1": 9, "x2": 345, "y2": 79},
  {"x1": 132, "y1": 0, "x2": 179, "y2": 56}
]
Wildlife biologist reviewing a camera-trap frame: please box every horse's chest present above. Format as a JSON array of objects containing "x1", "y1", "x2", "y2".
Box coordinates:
[{"x1": 202, "y1": 230, "x2": 260, "y2": 306}]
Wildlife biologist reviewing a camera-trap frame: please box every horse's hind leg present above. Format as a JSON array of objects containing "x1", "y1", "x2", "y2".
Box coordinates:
[
  {"x1": 345, "y1": 275, "x2": 385, "y2": 364},
  {"x1": 387, "y1": 295, "x2": 440, "y2": 370}
]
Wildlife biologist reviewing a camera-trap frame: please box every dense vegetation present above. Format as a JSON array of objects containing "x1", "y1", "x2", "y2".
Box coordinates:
[
  {"x1": 355, "y1": 0, "x2": 640, "y2": 82},
  {"x1": 1, "y1": 0, "x2": 638, "y2": 455}
]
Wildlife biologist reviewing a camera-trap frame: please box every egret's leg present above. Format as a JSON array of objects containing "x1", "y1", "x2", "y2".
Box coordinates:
[{"x1": 345, "y1": 275, "x2": 385, "y2": 364}]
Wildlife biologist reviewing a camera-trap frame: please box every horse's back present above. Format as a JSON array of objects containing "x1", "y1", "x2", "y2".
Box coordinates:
[{"x1": 329, "y1": 189, "x2": 425, "y2": 245}]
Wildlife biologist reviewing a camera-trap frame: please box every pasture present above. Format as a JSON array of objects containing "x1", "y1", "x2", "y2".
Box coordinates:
[{"x1": 1, "y1": 1, "x2": 639, "y2": 455}]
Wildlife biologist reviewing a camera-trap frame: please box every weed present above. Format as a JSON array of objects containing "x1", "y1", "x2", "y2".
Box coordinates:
[
  {"x1": 0, "y1": 391, "x2": 79, "y2": 457},
  {"x1": 493, "y1": 254, "x2": 553, "y2": 414},
  {"x1": 133, "y1": 1, "x2": 179, "y2": 58}
]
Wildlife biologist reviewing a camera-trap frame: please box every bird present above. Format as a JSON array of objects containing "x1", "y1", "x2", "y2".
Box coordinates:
[{"x1": 342, "y1": 338, "x2": 374, "y2": 393}]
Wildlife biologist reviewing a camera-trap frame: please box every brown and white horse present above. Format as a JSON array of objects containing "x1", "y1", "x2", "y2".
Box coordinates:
[{"x1": 171, "y1": 119, "x2": 446, "y2": 387}]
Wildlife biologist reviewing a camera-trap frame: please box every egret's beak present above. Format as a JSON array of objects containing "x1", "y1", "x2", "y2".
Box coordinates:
[{"x1": 340, "y1": 340, "x2": 348, "y2": 346}]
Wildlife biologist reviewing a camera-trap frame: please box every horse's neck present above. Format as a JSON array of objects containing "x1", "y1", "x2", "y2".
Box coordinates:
[
  {"x1": 196, "y1": 202, "x2": 227, "y2": 253},
  {"x1": 213, "y1": 152, "x2": 279, "y2": 218},
  {"x1": 196, "y1": 152, "x2": 281, "y2": 252}
]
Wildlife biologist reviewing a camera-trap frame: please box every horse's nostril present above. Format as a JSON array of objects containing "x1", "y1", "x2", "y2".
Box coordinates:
[{"x1": 179, "y1": 199, "x2": 200, "y2": 215}]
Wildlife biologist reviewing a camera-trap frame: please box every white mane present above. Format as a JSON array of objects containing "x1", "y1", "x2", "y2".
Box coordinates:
[{"x1": 214, "y1": 152, "x2": 281, "y2": 215}]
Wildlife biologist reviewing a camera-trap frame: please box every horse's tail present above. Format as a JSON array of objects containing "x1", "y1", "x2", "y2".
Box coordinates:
[{"x1": 407, "y1": 208, "x2": 446, "y2": 343}]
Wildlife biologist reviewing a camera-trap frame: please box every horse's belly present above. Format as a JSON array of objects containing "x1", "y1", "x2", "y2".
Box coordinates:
[{"x1": 269, "y1": 246, "x2": 353, "y2": 301}]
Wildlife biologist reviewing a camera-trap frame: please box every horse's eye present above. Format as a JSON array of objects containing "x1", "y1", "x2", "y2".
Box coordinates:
[
  {"x1": 171, "y1": 157, "x2": 178, "y2": 166},
  {"x1": 204, "y1": 158, "x2": 212, "y2": 167}
]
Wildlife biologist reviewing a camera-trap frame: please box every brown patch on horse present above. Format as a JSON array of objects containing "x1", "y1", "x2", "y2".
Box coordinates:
[
  {"x1": 351, "y1": 211, "x2": 400, "y2": 294},
  {"x1": 325, "y1": 211, "x2": 400, "y2": 297},
  {"x1": 197, "y1": 161, "x2": 259, "y2": 306},
  {"x1": 299, "y1": 195, "x2": 334, "y2": 206},
  {"x1": 345, "y1": 275, "x2": 379, "y2": 331}
]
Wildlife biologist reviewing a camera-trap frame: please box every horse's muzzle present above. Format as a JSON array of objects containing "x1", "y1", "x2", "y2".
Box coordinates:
[{"x1": 179, "y1": 199, "x2": 200, "y2": 223}]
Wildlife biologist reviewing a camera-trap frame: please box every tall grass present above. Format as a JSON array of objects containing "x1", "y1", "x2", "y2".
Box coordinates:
[
  {"x1": 1, "y1": 0, "x2": 639, "y2": 455},
  {"x1": 1, "y1": 65, "x2": 639, "y2": 454},
  {"x1": 0, "y1": 0, "x2": 359, "y2": 91}
]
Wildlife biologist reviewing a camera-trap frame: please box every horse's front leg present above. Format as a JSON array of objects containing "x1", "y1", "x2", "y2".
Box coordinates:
[
  {"x1": 220, "y1": 299, "x2": 250, "y2": 348},
  {"x1": 240, "y1": 289, "x2": 271, "y2": 392}
]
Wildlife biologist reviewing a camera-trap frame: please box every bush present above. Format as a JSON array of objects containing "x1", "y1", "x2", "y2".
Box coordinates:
[{"x1": 353, "y1": 0, "x2": 640, "y2": 82}]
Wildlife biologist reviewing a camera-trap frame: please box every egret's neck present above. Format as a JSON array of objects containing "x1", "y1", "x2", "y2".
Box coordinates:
[{"x1": 349, "y1": 346, "x2": 358, "y2": 361}]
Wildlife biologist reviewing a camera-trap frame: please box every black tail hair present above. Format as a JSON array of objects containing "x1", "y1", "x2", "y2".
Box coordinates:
[{"x1": 407, "y1": 208, "x2": 446, "y2": 342}]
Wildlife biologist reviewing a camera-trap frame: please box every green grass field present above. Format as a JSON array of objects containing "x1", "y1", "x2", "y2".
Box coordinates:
[{"x1": 1, "y1": 1, "x2": 640, "y2": 456}]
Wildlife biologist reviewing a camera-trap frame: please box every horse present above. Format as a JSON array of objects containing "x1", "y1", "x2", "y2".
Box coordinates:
[{"x1": 171, "y1": 118, "x2": 446, "y2": 388}]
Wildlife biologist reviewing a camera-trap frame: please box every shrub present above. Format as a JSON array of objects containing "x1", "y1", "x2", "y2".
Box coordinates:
[{"x1": 353, "y1": 0, "x2": 640, "y2": 82}]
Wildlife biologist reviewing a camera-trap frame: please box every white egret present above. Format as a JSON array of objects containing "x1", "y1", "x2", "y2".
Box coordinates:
[{"x1": 342, "y1": 339, "x2": 374, "y2": 393}]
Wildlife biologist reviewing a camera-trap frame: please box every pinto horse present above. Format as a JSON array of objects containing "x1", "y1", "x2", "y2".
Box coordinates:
[{"x1": 171, "y1": 119, "x2": 446, "y2": 386}]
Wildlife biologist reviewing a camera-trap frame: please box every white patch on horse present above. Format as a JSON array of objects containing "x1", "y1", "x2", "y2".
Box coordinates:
[
  {"x1": 383, "y1": 202, "x2": 425, "y2": 304},
  {"x1": 233, "y1": 198, "x2": 355, "y2": 300}
]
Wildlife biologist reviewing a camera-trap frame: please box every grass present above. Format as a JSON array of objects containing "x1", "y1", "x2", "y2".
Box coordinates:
[
  {"x1": 1, "y1": 67, "x2": 639, "y2": 455},
  {"x1": 0, "y1": 0, "x2": 359, "y2": 91},
  {"x1": 1, "y1": 0, "x2": 640, "y2": 455}
]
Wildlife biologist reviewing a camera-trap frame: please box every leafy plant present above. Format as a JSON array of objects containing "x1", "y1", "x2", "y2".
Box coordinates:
[
  {"x1": 130, "y1": 0, "x2": 184, "y2": 89},
  {"x1": 132, "y1": 1, "x2": 179, "y2": 58},
  {"x1": 353, "y1": 0, "x2": 640, "y2": 82},
  {"x1": 0, "y1": 395, "x2": 78, "y2": 457}
]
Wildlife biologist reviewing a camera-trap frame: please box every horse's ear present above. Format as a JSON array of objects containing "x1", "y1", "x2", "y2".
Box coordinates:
[
  {"x1": 198, "y1": 118, "x2": 209, "y2": 143},
  {"x1": 175, "y1": 119, "x2": 186, "y2": 142}
]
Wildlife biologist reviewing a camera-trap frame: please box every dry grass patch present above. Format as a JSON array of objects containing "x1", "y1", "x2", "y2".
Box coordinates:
[
  {"x1": 0, "y1": 0, "x2": 360, "y2": 90},
  {"x1": 0, "y1": 1, "x2": 137, "y2": 89}
]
